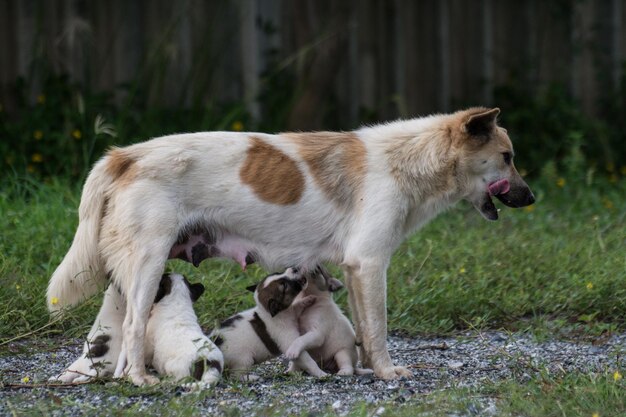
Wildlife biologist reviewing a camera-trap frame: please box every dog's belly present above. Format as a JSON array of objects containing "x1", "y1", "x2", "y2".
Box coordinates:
[{"x1": 168, "y1": 222, "x2": 341, "y2": 271}]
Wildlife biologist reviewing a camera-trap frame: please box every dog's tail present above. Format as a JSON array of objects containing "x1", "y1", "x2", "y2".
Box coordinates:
[{"x1": 47, "y1": 156, "x2": 113, "y2": 312}]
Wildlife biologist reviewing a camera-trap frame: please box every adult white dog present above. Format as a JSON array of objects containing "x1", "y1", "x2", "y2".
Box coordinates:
[{"x1": 47, "y1": 107, "x2": 534, "y2": 385}]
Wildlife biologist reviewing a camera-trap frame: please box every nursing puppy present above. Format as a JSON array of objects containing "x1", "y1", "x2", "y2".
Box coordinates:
[
  {"x1": 210, "y1": 268, "x2": 326, "y2": 380},
  {"x1": 116, "y1": 273, "x2": 223, "y2": 389},
  {"x1": 48, "y1": 107, "x2": 534, "y2": 384},
  {"x1": 285, "y1": 267, "x2": 372, "y2": 376},
  {"x1": 50, "y1": 284, "x2": 125, "y2": 383}
]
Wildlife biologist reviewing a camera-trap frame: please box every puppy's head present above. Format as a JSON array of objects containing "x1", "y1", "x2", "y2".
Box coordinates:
[
  {"x1": 247, "y1": 267, "x2": 307, "y2": 317},
  {"x1": 306, "y1": 265, "x2": 344, "y2": 293},
  {"x1": 154, "y1": 273, "x2": 205, "y2": 304}
]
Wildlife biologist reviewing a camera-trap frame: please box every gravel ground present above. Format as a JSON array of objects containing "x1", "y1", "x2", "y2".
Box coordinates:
[{"x1": 1, "y1": 331, "x2": 624, "y2": 416}]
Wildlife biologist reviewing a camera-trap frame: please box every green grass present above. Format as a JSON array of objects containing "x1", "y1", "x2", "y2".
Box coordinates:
[{"x1": 0, "y1": 174, "x2": 625, "y2": 341}]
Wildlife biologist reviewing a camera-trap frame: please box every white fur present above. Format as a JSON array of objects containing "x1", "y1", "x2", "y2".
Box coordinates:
[
  {"x1": 210, "y1": 270, "x2": 326, "y2": 380},
  {"x1": 143, "y1": 273, "x2": 223, "y2": 389},
  {"x1": 284, "y1": 270, "x2": 372, "y2": 376},
  {"x1": 50, "y1": 285, "x2": 125, "y2": 383},
  {"x1": 47, "y1": 109, "x2": 532, "y2": 383}
]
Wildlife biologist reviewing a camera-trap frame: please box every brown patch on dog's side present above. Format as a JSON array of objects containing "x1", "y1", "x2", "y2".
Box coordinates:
[
  {"x1": 285, "y1": 132, "x2": 367, "y2": 209},
  {"x1": 239, "y1": 136, "x2": 305, "y2": 205},
  {"x1": 250, "y1": 312, "x2": 281, "y2": 356},
  {"x1": 105, "y1": 148, "x2": 137, "y2": 185}
]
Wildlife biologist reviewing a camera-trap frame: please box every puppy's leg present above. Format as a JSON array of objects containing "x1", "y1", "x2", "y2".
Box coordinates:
[
  {"x1": 343, "y1": 257, "x2": 412, "y2": 380},
  {"x1": 290, "y1": 295, "x2": 316, "y2": 317},
  {"x1": 284, "y1": 329, "x2": 324, "y2": 360},
  {"x1": 292, "y1": 351, "x2": 328, "y2": 378},
  {"x1": 334, "y1": 348, "x2": 355, "y2": 376}
]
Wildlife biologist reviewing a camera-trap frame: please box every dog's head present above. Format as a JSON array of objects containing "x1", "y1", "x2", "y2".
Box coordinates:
[
  {"x1": 247, "y1": 267, "x2": 308, "y2": 316},
  {"x1": 453, "y1": 108, "x2": 535, "y2": 220},
  {"x1": 305, "y1": 265, "x2": 344, "y2": 293},
  {"x1": 154, "y1": 273, "x2": 205, "y2": 304}
]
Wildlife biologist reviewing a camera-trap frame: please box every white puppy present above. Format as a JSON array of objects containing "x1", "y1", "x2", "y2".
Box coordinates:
[
  {"x1": 210, "y1": 267, "x2": 326, "y2": 380},
  {"x1": 285, "y1": 267, "x2": 373, "y2": 376},
  {"x1": 50, "y1": 284, "x2": 125, "y2": 383},
  {"x1": 141, "y1": 273, "x2": 223, "y2": 389}
]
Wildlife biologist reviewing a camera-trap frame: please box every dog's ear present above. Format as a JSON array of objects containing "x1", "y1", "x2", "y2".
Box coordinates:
[
  {"x1": 327, "y1": 277, "x2": 344, "y2": 292},
  {"x1": 268, "y1": 299, "x2": 282, "y2": 317},
  {"x1": 246, "y1": 283, "x2": 258, "y2": 293},
  {"x1": 189, "y1": 283, "x2": 205, "y2": 302},
  {"x1": 463, "y1": 108, "x2": 500, "y2": 137},
  {"x1": 154, "y1": 274, "x2": 172, "y2": 303}
]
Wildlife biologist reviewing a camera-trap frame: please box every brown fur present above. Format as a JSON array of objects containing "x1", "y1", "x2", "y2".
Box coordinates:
[
  {"x1": 105, "y1": 148, "x2": 138, "y2": 186},
  {"x1": 285, "y1": 132, "x2": 367, "y2": 209},
  {"x1": 239, "y1": 136, "x2": 305, "y2": 205},
  {"x1": 256, "y1": 277, "x2": 303, "y2": 317}
]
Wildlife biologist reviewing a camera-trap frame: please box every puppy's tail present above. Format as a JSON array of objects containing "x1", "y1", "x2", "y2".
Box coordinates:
[{"x1": 47, "y1": 155, "x2": 115, "y2": 312}]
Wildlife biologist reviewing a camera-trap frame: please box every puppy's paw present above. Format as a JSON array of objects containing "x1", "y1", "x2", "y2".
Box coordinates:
[
  {"x1": 284, "y1": 345, "x2": 302, "y2": 360},
  {"x1": 129, "y1": 373, "x2": 160, "y2": 386},
  {"x1": 300, "y1": 295, "x2": 317, "y2": 308},
  {"x1": 337, "y1": 367, "x2": 354, "y2": 376},
  {"x1": 375, "y1": 365, "x2": 412, "y2": 380}
]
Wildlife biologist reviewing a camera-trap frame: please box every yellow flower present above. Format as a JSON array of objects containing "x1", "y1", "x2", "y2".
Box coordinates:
[
  {"x1": 586, "y1": 282, "x2": 593, "y2": 290},
  {"x1": 51, "y1": 297, "x2": 59, "y2": 305},
  {"x1": 602, "y1": 198, "x2": 614, "y2": 210},
  {"x1": 592, "y1": 413, "x2": 600, "y2": 417},
  {"x1": 556, "y1": 178, "x2": 566, "y2": 188},
  {"x1": 72, "y1": 129, "x2": 82, "y2": 140},
  {"x1": 524, "y1": 205, "x2": 535, "y2": 213},
  {"x1": 606, "y1": 162, "x2": 615, "y2": 173},
  {"x1": 37, "y1": 94, "x2": 46, "y2": 104},
  {"x1": 15, "y1": 284, "x2": 21, "y2": 290},
  {"x1": 21, "y1": 376, "x2": 30, "y2": 383},
  {"x1": 33, "y1": 130, "x2": 43, "y2": 140},
  {"x1": 614, "y1": 370, "x2": 622, "y2": 381},
  {"x1": 31, "y1": 153, "x2": 43, "y2": 163},
  {"x1": 459, "y1": 267, "x2": 466, "y2": 274},
  {"x1": 231, "y1": 121, "x2": 244, "y2": 132}
]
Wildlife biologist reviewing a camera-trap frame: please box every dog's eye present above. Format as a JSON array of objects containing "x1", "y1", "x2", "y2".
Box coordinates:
[{"x1": 502, "y1": 152, "x2": 512, "y2": 165}]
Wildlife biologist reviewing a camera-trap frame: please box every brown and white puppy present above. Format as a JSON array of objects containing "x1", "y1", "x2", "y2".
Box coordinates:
[
  {"x1": 285, "y1": 267, "x2": 372, "y2": 376},
  {"x1": 209, "y1": 268, "x2": 326, "y2": 380},
  {"x1": 47, "y1": 107, "x2": 534, "y2": 384}
]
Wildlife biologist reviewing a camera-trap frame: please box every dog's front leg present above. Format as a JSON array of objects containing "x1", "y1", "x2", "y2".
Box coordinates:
[{"x1": 343, "y1": 258, "x2": 412, "y2": 380}]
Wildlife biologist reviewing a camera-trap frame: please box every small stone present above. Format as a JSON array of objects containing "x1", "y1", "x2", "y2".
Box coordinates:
[
  {"x1": 375, "y1": 406, "x2": 385, "y2": 415},
  {"x1": 331, "y1": 400, "x2": 341, "y2": 410},
  {"x1": 448, "y1": 361, "x2": 464, "y2": 369}
]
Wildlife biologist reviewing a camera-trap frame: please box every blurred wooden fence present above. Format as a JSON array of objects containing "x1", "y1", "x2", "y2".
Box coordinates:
[{"x1": 0, "y1": 0, "x2": 624, "y2": 129}]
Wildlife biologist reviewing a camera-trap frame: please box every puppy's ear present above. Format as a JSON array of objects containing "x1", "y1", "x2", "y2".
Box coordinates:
[
  {"x1": 327, "y1": 277, "x2": 344, "y2": 292},
  {"x1": 246, "y1": 283, "x2": 258, "y2": 293},
  {"x1": 189, "y1": 283, "x2": 205, "y2": 302},
  {"x1": 268, "y1": 299, "x2": 282, "y2": 317}
]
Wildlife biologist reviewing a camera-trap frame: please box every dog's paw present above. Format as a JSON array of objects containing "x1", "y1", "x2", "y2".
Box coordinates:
[
  {"x1": 300, "y1": 295, "x2": 317, "y2": 307},
  {"x1": 129, "y1": 373, "x2": 160, "y2": 386},
  {"x1": 336, "y1": 367, "x2": 354, "y2": 376},
  {"x1": 375, "y1": 365, "x2": 412, "y2": 380},
  {"x1": 284, "y1": 345, "x2": 301, "y2": 360}
]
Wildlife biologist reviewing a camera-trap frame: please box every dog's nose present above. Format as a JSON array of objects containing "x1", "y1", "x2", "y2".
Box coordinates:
[{"x1": 526, "y1": 192, "x2": 535, "y2": 206}]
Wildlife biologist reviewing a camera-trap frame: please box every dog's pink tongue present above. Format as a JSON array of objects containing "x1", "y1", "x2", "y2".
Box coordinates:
[{"x1": 488, "y1": 179, "x2": 510, "y2": 196}]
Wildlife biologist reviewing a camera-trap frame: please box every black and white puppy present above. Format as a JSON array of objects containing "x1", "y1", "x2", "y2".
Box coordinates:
[
  {"x1": 50, "y1": 284, "x2": 125, "y2": 383},
  {"x1": 116, "y1": 273, "x2": 224, "y2": 389},
  {"x1": 285, "y1": 267, "x2": 373, "y2": 376},
  {"x1": 209, "y1": 267, "x2": 326, "y2": 380}
]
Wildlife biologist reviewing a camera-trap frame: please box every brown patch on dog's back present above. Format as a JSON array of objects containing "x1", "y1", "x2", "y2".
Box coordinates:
[
  {"x1": 106, "y1": 148, "x2": 137, "y2": 185},
  {"x1": 286, "y1": 132, "x2": 367, "y2": 209},
  {"x1": 239, "y1": 137, "x2": 305, "y2": 205}
]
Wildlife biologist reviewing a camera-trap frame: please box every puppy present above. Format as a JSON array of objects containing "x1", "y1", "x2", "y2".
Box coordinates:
[
  {"x1": 116, "y1": 273, "x2": 223, "y2": 389},
  {"x1": 50, "y1": 284, "x2": 125, "y2": 383},
  {"x1": 285, "y1": 267, "x2": 373, "y2": 376},
  {"x1": 210, "y1": 267, "x2": 326, "y2": 380}
]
